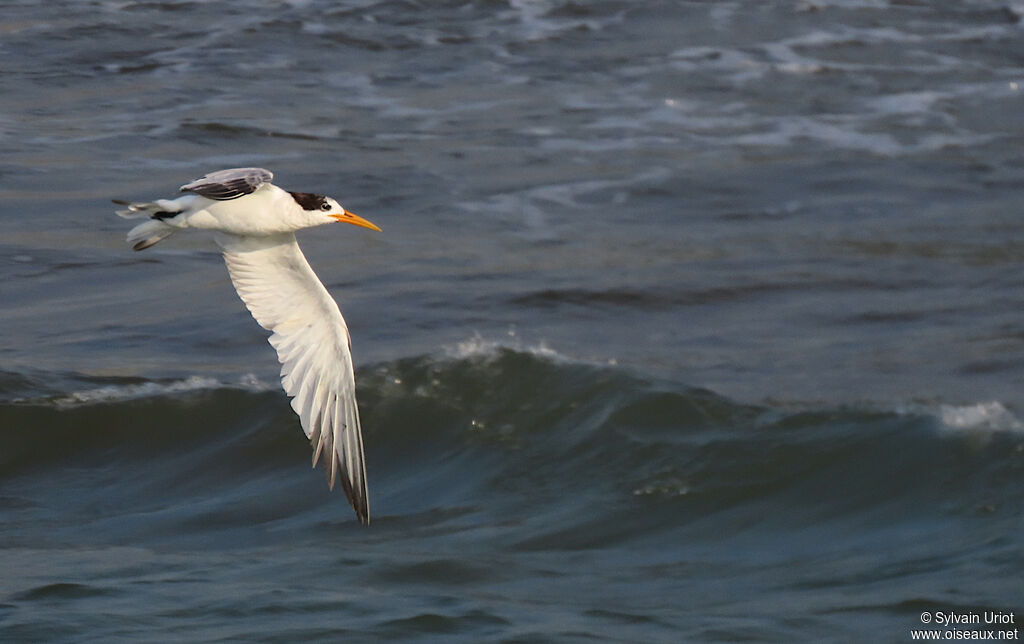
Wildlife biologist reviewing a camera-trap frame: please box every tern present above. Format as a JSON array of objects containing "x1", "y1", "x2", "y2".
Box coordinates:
[{"x1": 115, "y1": 167, "x2": 380, "y2": 524}]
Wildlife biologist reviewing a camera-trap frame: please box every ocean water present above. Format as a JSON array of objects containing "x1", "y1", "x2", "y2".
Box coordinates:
[{"x1": 1, "y1": 0, "x2": 1022, "y2": 641}]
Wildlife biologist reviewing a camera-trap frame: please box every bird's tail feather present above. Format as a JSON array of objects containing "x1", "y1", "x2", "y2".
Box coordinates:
[
  {"x1": 113, "y1": 199, "x2": 182, "y2": 250},
  {"x1": 113, "y1": 199, "x2": 180, "y2": 219},
  {"x1": 126, "y1": 219, "x2": 176, "y2": 251}
]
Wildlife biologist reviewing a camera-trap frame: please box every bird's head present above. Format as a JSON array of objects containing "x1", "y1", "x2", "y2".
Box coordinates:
[{"x1": 289, "y1": 191, "x2": 382, "y2": 232}]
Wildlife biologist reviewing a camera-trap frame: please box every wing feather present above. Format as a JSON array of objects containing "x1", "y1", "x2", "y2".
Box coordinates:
[
  {"x1": 182, "y1": 168, "x2": 274, "y2": 201},
  {"x1": 219, "y1": 233, "x2": 369, "y2": 524}
]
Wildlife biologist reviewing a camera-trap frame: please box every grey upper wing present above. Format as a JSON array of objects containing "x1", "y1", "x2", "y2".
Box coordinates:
[{"x1": 180, "y1": 167, "x2": 274, "y2": 200}]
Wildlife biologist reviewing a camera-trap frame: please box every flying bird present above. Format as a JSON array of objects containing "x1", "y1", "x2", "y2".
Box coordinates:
[{"x1": 115, "y1": 167, "x2": 380, "y2": 524}]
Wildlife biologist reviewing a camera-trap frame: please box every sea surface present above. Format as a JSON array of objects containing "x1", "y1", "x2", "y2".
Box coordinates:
[{"x1": 1, "y1": 1, "x2": 1023, "y2": 641}]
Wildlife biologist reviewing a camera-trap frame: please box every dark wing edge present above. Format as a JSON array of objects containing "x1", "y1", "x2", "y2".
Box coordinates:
[{"x1": 180, "y1": 167, "x2": 274, "y2": 201}]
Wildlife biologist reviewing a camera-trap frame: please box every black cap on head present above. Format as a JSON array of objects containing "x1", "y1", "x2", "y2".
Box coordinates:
[{"x1": 288, "y1": 191, "x2": 328, "y2": 211}]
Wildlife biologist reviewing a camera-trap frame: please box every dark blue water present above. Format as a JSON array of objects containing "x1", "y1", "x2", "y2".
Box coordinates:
[{"x1": 1, "y1": 1, "x2": 1022, "y2": 641}]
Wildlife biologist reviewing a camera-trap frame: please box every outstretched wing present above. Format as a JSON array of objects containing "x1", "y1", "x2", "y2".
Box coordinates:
[
  {"x1": 218, "y1": 232, "x2": 369, "y2": 524},
  {"x1": 181, "y1": 167, "x2": 274, "y2": 201}
]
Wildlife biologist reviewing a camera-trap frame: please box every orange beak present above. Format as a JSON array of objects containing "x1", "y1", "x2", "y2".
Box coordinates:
[{"x1": 330, "y1": 210, "x2": 382, "y2": 232}]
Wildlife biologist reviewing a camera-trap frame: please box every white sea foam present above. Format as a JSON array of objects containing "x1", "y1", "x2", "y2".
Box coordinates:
[
  {"x1": 47, "y1": 374, "x2": 273, "y2": 407},
  {"x1": 444, "y1": 331, "x2": 565, "y2": 363},
  {"x1": 938, "y1": 401, "x2": 1024, "y2": 434}
]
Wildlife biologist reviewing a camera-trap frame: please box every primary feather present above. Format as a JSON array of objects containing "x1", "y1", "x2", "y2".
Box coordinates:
[{"x1": 181, "y1": 167, "x2": 274, "y2": 201}]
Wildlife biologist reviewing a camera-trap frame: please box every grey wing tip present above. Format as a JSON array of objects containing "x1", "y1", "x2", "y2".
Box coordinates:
[
  {"x1": 180, "y1": 167, "x2": 273, "y2": 187},
  {"x1": 354, "y1": 497, "x2": 370, "y2": 526},
  {"x1": 337, "y1": 463, "x2": 370, "y2": 525},
  {"x1": 356, "y1": 491, "x2": 370, "y2": 525},
  {"x1": 179, "y1": 167, "x2": 274, "y2": 198},
  {"x1": 310, "y1": 422, "x2": 369, "y2": 524}
]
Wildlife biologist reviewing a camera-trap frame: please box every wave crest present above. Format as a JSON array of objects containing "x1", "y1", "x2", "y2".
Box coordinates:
[{"x1": 939, "y1": 401, "x2": 1024, "y2": 433}]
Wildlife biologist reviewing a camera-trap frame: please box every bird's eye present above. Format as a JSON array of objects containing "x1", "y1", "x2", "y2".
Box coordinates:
[{"x1": 320, "y1": 202, "x2": 332, "y2": 211}]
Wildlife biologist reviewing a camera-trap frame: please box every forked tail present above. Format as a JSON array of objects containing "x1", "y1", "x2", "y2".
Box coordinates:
[{"x1": 113, "y1": 199, "x2": 180, "y2": 251}]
